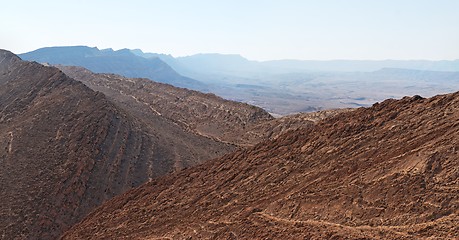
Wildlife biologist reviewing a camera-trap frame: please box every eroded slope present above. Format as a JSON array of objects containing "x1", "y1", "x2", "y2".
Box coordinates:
[
  {"x1": 0, "y1": 50, "x2": 232, "y2": 239},
  {"x1": 58, "y1": 65, "x2": 274, "y2": 146},
  {"x1": 64, "y1": 93, "x2": 459, "y2": 239}
]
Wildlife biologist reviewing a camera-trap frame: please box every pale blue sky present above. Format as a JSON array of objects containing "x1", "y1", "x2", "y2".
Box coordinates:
[{"x1": 1, "y1": 0, "x2": 458, "y2": 60}]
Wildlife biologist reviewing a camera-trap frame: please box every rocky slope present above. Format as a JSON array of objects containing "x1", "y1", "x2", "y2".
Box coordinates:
[
  {"x1": 240, "y1": 109, "x2": 352, "y2": 144},
  {"x1": 0, "y1": 50, "x2": 233, "y2": 239},
  {"x1": 63, "y1": 93, "x2": 459, "y2": 239},
  {"x1": 58, "y1": 65, "x2": 274, "y2": 146},
  {"x1": 58, "y1": 65, "x2": 347, "y2": 147}
]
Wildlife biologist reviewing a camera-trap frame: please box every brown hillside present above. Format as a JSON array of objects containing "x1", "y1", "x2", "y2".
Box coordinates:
[
  {"x1": 241, "y1": 109, "x2": 352, "y2": 143},
  {"x1": 57, "y1": 65, "x2": 347, "y2": 146},
  {"x1": 63, "y1": 93, "x2": 459, "y2": 239},
  {"x1": 0, "y1": 50, "x2": 233, "y2": 239},
  {"x1": 58, "y1": 65, "x2": 274, "y2": 146}
]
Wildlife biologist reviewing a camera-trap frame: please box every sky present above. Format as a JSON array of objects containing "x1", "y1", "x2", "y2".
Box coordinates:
[{"x1": 1, "y1": 0, "x2": 458, "y2": 61}]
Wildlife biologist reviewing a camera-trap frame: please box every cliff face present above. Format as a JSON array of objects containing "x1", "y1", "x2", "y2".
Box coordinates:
[
  {"x1": 0, "y1": 50, "x2": 233, "y2": 239},
  {"x1": 63, "y1": 93, "x2": 459, "y2": 239}
]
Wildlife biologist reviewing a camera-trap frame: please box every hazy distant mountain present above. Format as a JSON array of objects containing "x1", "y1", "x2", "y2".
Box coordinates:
[
  {"x1": 19, "y1": 46, "x2": 207, "y2": 91},
  {"x1": 20, "y1": 46, "x2": 459, "y2": 115},
  {"x1": 181, "y1": 53, "x2": 459, "y2": 73},
  {"x1": 141, "y1": 51, "x2": 459, "y2": 76},
  {"x1": 172, "y1": 60, "x2": 459, "y2": 115},
  {"x1": 130, "y1": 48, "x2": 180, "y2": 70},
  {"x1": 263, "y1": 59, "x2": 459, "y2": 72},
  {"x1": 177, "y1": 53, "x2": 260, "y2": 75},
  {"x1": 130, "y1": 51, "x2": 281, "y2": 83},
  {"x1": 129, "y1": 49, "x2": 459, "y2": 115}
]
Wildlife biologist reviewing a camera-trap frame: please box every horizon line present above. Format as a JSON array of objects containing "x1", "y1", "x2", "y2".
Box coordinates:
[{"x1": 16, "y1": 45, "x2": 459, "y2": 62}]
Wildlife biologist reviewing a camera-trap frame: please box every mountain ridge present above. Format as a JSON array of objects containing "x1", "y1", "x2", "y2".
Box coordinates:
[
  {"x1": 62, "y1": 91, "x2": 459, "y2": 239},
  {"x1": 57, "y1": 65, "x2": 275, "y2": 146},
  {"x1": 19, "y1": 46, "x2": 207, "y2": 91},
  {"x1": 0, "y1": 49, "x2": 234, "y2": 239},
  {"x1": 57, "y1": 65, "x2": 348, "y2": 147},
  {"x1": 20, "y1": 46, "x2": 459, "y2": 115}
]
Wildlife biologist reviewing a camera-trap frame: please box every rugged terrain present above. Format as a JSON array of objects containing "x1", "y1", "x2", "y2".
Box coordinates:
[
  {"x1": 58, "y1": 65, "x2": 348, "y2": 147},
  {"x1": 236, "y1": 108, "x2": 351, "y2": 145},
  {"x1": 63, "y1": 93, "x2": 459, "y2": 239},
  {"x1": 0, "y1": 50, "x2": 234, "y2": 239},
  {"x1": 58, "y1": 65, "x2": 279, "y2": 146}
]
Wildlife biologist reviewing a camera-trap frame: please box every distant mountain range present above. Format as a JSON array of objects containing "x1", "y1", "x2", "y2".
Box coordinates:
[
  {"x1": 132, "y1": 48, "x2": 459, "y2": 75},
  {"x1": 19, "y1": 46, "x2": 207, "y2": 91},
  {"x1": 20, "y1": 46, "x2": 459, "y2": 115},
  {"x1": 131, "y1": 49, "x2": 459, "y2": 114}
]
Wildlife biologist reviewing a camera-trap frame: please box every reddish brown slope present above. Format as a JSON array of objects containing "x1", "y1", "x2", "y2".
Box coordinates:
[
  {"x1": 56, "y1": 66, "x2": 347, "y2": 146},
  {"x1": 0, "y1": 50, "x2": 232, "y2": 239},
  {"x1": 58, "y1": 65, "x2": 274, "y2": 146},
  {"x1": 241, "y1": 108, "x2": 351, "y2": 143},
  {"x1": 63, "y1": 93, "x2": 459, "y2": 239}
]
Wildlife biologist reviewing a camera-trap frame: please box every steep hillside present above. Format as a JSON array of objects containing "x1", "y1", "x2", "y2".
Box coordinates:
[
  {"x1": 0, "y1": 50, "x2": 232, "y2": 239},
  {"x1": 19, "y1": 46, "x2": 207, "y2": 91},
  {"x1": 58, "y1": 65, "x2": 274, "y2": 146},
  {"x1": 59, "y1": 65, "x2": 348, "y2": 147},
  {"x1": 63, "y1": 93, "x2": 459, "y2": 239},
  {"x1": 238, "y1": 109, "x2": 352, "y2": 144}
]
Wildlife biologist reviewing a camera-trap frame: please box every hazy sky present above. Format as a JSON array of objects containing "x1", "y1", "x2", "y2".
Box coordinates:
[{"x1": 1, "y1": 0, "x2": 458, "y2": 60}]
